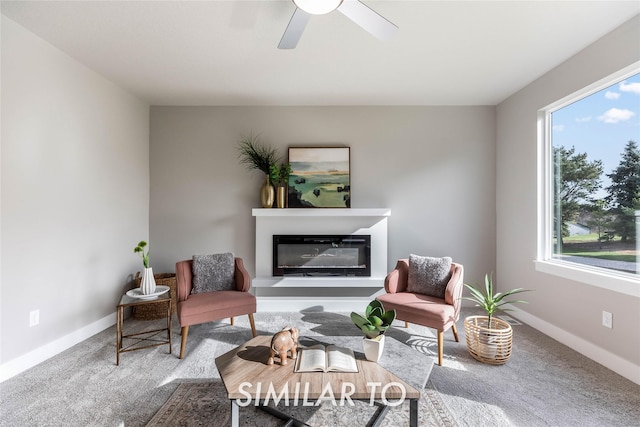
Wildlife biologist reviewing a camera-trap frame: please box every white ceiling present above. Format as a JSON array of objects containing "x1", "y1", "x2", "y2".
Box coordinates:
[{"x1": 2, "y1": 1, "x2": 639, "y2": 106}]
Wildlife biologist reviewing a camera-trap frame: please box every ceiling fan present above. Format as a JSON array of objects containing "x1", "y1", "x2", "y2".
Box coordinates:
[{"x1": 278, "y1": 0, "x2": 398, "y2": 49}]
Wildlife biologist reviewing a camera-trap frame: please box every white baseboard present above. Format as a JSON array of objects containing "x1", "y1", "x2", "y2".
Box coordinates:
[
  {"x1": 0, "y1": 312, "x2": 116, "y2": 383},
  {"x1": 505, "y1": 305, "x2": 640, "y2": 386}
]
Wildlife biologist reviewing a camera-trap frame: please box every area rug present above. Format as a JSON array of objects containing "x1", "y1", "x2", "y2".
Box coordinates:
[{"x1": 146, "y1": 379, "x2": 458, "y2": 427}]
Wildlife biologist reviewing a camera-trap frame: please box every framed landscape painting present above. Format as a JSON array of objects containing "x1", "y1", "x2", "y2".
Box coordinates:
[{"x1": 288, "y1": 147, "x2": 350, "y2": 208}]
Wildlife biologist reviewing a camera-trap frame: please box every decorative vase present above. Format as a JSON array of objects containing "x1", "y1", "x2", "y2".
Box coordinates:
[
  {"x1": 260, "y1": 175, "x2": 275, "y2": 208},
  {"x1": 363, "y1": 334, "x2": 385, "y2": 362},
  {"x1": 276, "y1": 186, "x2": 286, "y2": 208},
  {"x1": 463, "y1": 315, "x2": 513, "y2": 365},
  {"x1": 140, "y1": 267, "x2": 157, "y2": 295}
]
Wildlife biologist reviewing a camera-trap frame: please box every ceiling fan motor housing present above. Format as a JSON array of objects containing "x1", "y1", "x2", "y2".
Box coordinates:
[{"x1": 293, "y1": 0, "x2": 344, "y2": 15}]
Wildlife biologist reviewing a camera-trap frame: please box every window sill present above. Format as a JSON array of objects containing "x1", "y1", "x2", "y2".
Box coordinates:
[{"x1": 535, "y1": 260, "x2": 639, "y2": 297}]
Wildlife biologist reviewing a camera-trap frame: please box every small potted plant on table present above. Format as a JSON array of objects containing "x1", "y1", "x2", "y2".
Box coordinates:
[
  {"x1": 463, "y1": 274, "x2": 529, "y2": 365},
  {"x1": 351, "y1": 300, "x2": 396, "y2": 362},
  {"x1": 134, "y1": 240, "x2": 156, "y2": 295}
]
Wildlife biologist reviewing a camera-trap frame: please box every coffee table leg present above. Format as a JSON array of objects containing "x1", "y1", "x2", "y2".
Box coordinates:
[
  {"x1": 369, "y1": 402, "x2": 390, "y2": 427},
  {"x1": 230, "y1": 400, "x2": 239, "y2": 427},
  {"x1": 410, "y1": 398, "x2": 418, "y2": 427},
  {"x1": 258, "y1": 403, "x2": 310, "y2": 426}
]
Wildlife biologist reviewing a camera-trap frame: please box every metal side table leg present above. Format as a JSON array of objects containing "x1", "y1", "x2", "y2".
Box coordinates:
[
  {"x1": 230, "y1": 400, "x2": 239, "y2": 427},
  {"x1": 167, "y1": 299, "x2": 172, "y2": 354},
  {"x1": 116, "y1": 306, "x2": 123, "y2": 366}
]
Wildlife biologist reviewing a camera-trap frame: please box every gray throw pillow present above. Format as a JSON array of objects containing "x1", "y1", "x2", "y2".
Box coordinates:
[
  {"x1": 407, "y1": 254, "x2": 452, "y2": 298},
  {"x1": 191, "y1": 252, "x2": 235, "y2": 294}
]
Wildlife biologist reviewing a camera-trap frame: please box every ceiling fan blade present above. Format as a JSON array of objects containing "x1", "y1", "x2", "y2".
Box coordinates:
[
  {"x1": 337, "y1": 0, "x2": 398, "y2": 41},
  {"x1": 278, "y1": 7, "x2": 311, "y2": 49}
]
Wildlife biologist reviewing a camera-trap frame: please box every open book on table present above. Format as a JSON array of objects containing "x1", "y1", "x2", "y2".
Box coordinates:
[{"x1": 294, "y1": 344, "x2": 358, "y2": 373}]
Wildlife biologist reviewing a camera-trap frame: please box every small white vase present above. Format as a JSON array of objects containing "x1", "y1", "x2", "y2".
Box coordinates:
[
  {"x1": 363, "y1": 334, "x2": 385, "y2": 362},
  {"x1": 140, "y1": 267, "x2": 157, "y2": 295}
]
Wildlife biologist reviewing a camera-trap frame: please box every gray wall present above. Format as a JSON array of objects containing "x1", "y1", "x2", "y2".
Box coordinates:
[
  {"x1": 149, "y1": 106, "x2": 496, "y2": 287},
  {"x1": 0, "y1": 16, "x2": 150, "y2": 365},
  {"x1": 496, "y1": 15, "x2": 640, "y2": 371}
]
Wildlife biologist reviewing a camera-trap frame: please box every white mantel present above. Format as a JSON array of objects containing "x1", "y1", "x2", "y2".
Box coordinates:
[
  {"x1": 252, "y1": 208, "x2": 391, "y2": 217},
  {"x1": 252, "y1": 208, "x2": 390, "y2": 311}
]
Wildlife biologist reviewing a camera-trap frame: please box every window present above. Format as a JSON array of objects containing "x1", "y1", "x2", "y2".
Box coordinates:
[{"x1": 538, "y1": 64, "x2": 640, "y2": 296}]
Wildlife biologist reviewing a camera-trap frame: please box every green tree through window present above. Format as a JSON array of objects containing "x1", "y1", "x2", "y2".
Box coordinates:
[
  {"x1": 549, "y1": 72, "x2": 639, "y2": 276},
  {"x1": 553, "y1": 146, "x2": 603, "y2": 246},
  {"x1": 606, "y1": 140, "x2": 640, "y2": 242}
]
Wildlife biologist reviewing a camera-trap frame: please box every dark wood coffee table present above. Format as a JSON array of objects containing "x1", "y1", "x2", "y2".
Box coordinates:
[{"x1": 215, "y1": 335, "x2": 423, "y2": 427}]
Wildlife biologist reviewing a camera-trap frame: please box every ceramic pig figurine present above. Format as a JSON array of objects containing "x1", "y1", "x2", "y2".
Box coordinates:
[{"x1": 267, "y1": 326, "x2": 300, "y2": 366}]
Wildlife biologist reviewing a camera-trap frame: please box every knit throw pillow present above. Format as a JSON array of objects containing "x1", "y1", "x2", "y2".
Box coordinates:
[
  {"x1": 191, "y1": 253, "x2": 235, "y2": 294},
  {"x1": 407, "y1": 254, "x2": 452, "y2": 298}
]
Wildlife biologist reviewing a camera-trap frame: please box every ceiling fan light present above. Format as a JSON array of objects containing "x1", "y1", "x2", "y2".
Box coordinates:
[{"x1": 293, "y1": 0, "x2": 343, "y2": 15}]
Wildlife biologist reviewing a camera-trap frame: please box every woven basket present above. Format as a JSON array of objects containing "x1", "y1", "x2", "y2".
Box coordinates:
[
  {"x1": 133, "y1": 272, "x2": 177, "y2": 320},
  {"x1": 464, "y1": 315, "x2": 513, "y2": 365}
]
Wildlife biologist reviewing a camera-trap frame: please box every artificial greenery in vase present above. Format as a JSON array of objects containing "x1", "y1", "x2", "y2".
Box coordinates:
[
  {"x1": 350, "y1": 300, "x2": 396, "y2": 339},
  {"x1": 237, "y1": 134, "x2": 280, "y2": 208},
  {"x1": 133, "y1": 240, "x2": 150, "y2": 268},
  {"x1": 463, "y1": 273, "x2": 529, "y2": 327},
  {"x1": 270, "y1": 162, "x2": 291, "y2": 187},
  {"x1": 134, "y1": 240, "x2": 156, "y2": 295},
  {"x1": 270, "y1": 162, "x2": 291, "y2": 208},
  {"x1": 237, "y1": 134, "x2": 279, "y2": 176}
]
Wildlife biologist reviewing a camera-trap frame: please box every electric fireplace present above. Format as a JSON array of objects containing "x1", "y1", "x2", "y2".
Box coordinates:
[{"x1": 273, "y1": 235, "x2": 371, "y2": 277}]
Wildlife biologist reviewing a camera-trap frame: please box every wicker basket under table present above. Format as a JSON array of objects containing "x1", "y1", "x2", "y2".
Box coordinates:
[{"x1": 133, "y1": 272, "x2": 177, "y2": 320}]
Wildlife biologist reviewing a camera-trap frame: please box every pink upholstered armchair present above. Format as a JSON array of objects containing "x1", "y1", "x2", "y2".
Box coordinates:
[
  {"x1": 175, "y1": 258, "x2": 257, "y2": 359},
  {"x1": 377, "y1": 259, "x2": 464, "y2": 366}
]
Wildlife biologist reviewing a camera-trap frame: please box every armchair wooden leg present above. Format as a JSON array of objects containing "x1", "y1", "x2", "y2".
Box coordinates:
[
  {"x1": 230, "y1": 317, "x2": 235, "y2": 326},
  {"x1": 451, "y1": 323, "x2": 459, "y2": 342},
  {"x1": 405, "y1": 321, "x2": 409, "y2": 328},
  {"x1": 248, "y1": 313, "x2": 257, "y2": 337},
  {"x1": 437, "y1": 330, "x2": 444, "y2": 366},
  {"x1": 179, "y1": 326, "x2": 189, "y2": 360}
]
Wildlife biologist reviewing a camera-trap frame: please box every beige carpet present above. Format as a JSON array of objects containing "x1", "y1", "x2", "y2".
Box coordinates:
[{"x1": 146, "y1": 379, "x2": 457, "y2": 427}]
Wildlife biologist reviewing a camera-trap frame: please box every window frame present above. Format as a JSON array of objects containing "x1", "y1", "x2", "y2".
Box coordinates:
[{"x1": 536, "y1": 62, "x2": 640, "y2": 297}]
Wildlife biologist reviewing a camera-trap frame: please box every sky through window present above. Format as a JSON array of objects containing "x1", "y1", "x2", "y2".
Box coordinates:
[{"x1": 552, "y1": 73, "x2": 640, "y2": 198}]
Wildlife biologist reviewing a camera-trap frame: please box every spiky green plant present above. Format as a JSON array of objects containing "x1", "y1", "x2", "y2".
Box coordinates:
[
  {"x1": 237, "y1": 133, "x2": 278, "y2": 175},
  {"x1": 351, "y1": 300, "x2": 396, "y2": 339},
  {"x1": 133, "y1": 240, "x2": 150, "y2": 268},
  {"x1": 463, "y1": 274, "x2": 529, "y2": 328}
]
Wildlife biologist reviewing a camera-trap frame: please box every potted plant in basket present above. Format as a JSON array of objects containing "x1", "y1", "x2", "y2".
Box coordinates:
[
  {"x1": 351, "y1": 300, "x2": 396, "y2": 362},
  {"x1": 237, "y1": 134, "x2": 279, "y2": 208},
  {"x1": 462, "y1": 274, "x2": 529, "y2": 365},
  {"x1": 134, "y1": 240, "x2": 156, "y2": 295},
  {"x1": 270, "y1": 162, "x2": 291, "y2": 208}
]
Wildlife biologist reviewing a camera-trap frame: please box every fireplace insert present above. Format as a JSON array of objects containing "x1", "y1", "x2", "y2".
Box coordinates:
[{"x1": 273, "y1": 235, "x2": 371, "y2": 277}]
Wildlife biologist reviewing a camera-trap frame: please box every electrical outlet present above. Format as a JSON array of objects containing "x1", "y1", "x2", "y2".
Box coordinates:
[
  {"x1": 602, "y1": 311, "x2": 613, "y2": 329},
  {"x1": 29, "y1": 310, "x2": 40, "y2": 327}
]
